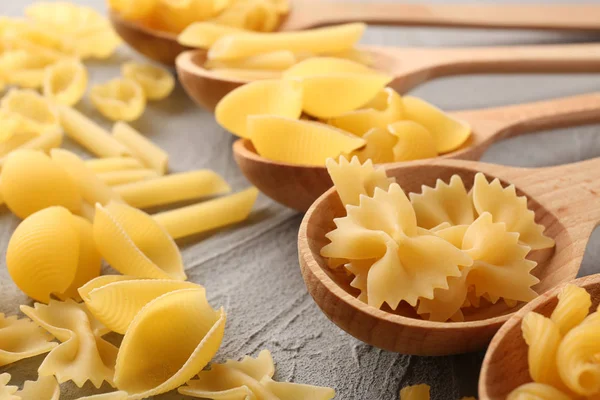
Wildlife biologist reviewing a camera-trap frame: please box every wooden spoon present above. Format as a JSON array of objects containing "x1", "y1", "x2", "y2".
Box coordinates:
[
  {"x1": 233, "y1": 92, "x2": 600, "y2": 212},
  {"x1": 177, "y1": 42, "x2": 600, "y2": 111},
  {"x1": 478, "y1": 274, "x2": 600, "y2": 399},
  {"x1": 110, "y1": 3, "x2": 600, "y2": 65},
  {"x1": 298, "y1": 157, "x2": 600, "y2": 355}
]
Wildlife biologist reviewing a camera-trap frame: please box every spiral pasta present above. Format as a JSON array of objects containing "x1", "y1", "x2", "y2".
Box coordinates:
[
  {"x1": 551, "y1": 284, "x2": 592, "y2": 336},
  {"x1": 521, "y1": 312, "x2": 563, "y2": 386}
]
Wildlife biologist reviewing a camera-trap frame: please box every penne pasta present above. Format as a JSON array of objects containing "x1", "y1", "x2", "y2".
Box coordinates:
[
  {"x1": 210, "y1": 68, "x2": 282, "y2": 81},
  {"x1": 177, "y1": 22, "x2": 243, "y2": 49},
  {"x1": 153, "y1": 187, "x2": 258, "y2": 239},
  {"x1": 114, "y1": 170, "x2": 231, "y2": 209},
  {"x1": 112, "y1": 122, "x2": 169, "y2": 174},
  {"x1": 205, "y1": 50, "x2": 296, "y2": 70},
  {"x1": 98, "y1": 169, "x2": 160, "y2": 186},
  {"x1": 208, "y1": 23, "x2": 365, "y2": 61},
  {"x1": 58, "y1": 105, "x2": 132, "y2": 158},
  {"x1": 85, "y1": 157, "x2": 144, "y2": 173}
]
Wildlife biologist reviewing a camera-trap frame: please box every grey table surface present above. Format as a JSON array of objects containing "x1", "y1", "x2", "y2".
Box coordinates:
[{"x1": 1, "y1": 0, "x2": 600, "y2": 399}]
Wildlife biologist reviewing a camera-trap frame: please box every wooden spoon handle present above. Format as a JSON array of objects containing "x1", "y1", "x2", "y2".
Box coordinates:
[{"x1": 283, "y1": 2, "x2": 600, "y2": 31}]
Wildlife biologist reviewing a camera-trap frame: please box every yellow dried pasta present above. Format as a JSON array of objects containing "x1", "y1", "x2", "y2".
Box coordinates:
[
  {"x1": 248, "y1": 116, "x2": 366, "y2": 166},
  {"x1": 349, "y1": 127, "x2": 397, "y2": 164},
  {"x1": 85, "y1": 157, "x2": 144, "y2": 173},
  {"x1": 215, "y1": 79, "x2": 303, "y2": 138},
  {"x1": 507, "y1": 383, "x2": 571, "y2": 400},
  {"x1": 112, "y1": 122, "x2": 169, "y2": 174},
  {"x1": 0, "y1": 50, "x2": 61, "y2": 89},
  {"x1": 153, "y1": 187, "x2": 258, "y2": 239},
  {"x1": 178, "y1": 22, "x2": 243, "y2": 49},
  {"x1": 0, "y1": 130, "x2": 64, "y2": 170},
  {"x1": 114, "y1": 169, "x2": 230, "y2": 208},
  {"x1": 210, "y1": 67, "x2": 282, "y2": 80},
  {"x1": 21, "y1": 299, "x2": 118, "y2": 388},
  {"x1": 179, "y1": 350, "x2": 335, "y2": 399},
  {"x1": 1, "y1": 150, "x2": 81, "y2": 219},
  {"x1": 6, "y1": 207, "x2": 101, "y2": 303},
  {"x1": 98, "y1": 169, "x2": 159, "y2": 186},
  {"x1": 400, "y1": 384, "x2": 430, "y2": 400},
  {"x1": 0, "y1": 373, "x2": 18, "y2": 399},
  {"x1": 0, "y1": 89, "x2": 61, "y2": 135},
  {"x1": 15, "y1": 375, "x2": 60, "y2": 400},
  {"x1": 74, "y1": 392, "x2": 128, "y2": 400},
  {"x1": 551, "y1": 284, "x2": 592, "y2": 336},
  {"x1": 208, "y1": 23, "x2": 365, "y2": 60},
  {"x1": 90, "y1": 78, "x2": 146, "y2": 122},
  {"x1": 82, "y1": 278, "x2": 200, "y2": 334},
  {"x1": 43, "y1": 58, "x2": 88, "y2": 106},
  {"x1": 121, "y1": 62, "x2": 175, "y2": 101},
  {"x1": 114, "y1": 288, "x2": 226, "y2": 399},
  {"x1": 0, "y1": 313, "x2": 57, "y2": 367},
  {"x1": 283, "y1": 57, "x2": 376, "y2": 78},
  {"x1": 388, "y1": 120, "x2": 438, "y2": 162},
  {"x1": 206, "y1": 50, "x2": 296, "y2": 70},
  {"x1": 93, "y1": 202, "x2": 186, "y2": 280},
  {"x1": 521, "y1": 312, "x2": 563, "y2": 387}
]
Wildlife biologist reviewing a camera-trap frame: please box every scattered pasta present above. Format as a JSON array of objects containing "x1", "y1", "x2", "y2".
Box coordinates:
[
  {"x1": 0, "y1": 373, "x2": 18, "y2": 399},
  {"x1": 0, "y1": 89, "x2": 61, "y2": 135},
  {"x1": 97, "y1": 168, "x2": 159, "y2": 186},
  {"x1": 121, "y1": 62, "x2": 175, "y2": 101},
  {"x1": 111, "y1": 122, "x2": 169, "y2": 174},
  {"x1": 320, "y1": 157, "x2": 554, "y2": 321},
  {"x1": 90, "y1": 78, "x2": 146, "y2": 122},
  {"x1": 399, "y1": 384, "x2": 476, "y2": 400},
  {"x1": 179, "y1": 349, "x2": 335, "y2": 399},
  {"x1": 85, "y1": 156, "x2": 144, "y2": 173},
  {"x1": 0, "y1": 313, "x2": 57, "y2": 367},
  {"x1": 43, "y1": 58, "x2": 88, "y2": 106}
]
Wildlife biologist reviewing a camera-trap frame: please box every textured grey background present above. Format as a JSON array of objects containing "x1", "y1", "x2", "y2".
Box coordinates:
[{"x1": 1, "y1": 0, "x2": 600, "y2": 399}]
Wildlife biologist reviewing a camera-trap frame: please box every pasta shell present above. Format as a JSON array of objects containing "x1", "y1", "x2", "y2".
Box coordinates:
[
  {"x1": 74, "y1": 392, "x2": 128, "y2": 400},
  {"x1": 0, "y1": 373, "x2": 18, "y2": 399},
  {"x1": 90, "y1": 78, "x2": 146, "y2": 122},
  {"x1": 83, "y1": 279, "x2": 201, "y2": 334},
  {"x1": 114, "y1": 288, "x2": 226, "y2": 399},
  {"x1": 388, "y1": 120, "x2": 438, "y2": 162},
  {"x1": 25, "y1": 2, "x2": 110, "y2": 34},
  {"x1": 72, "y1": 28, "x2": 122, "y2": 60},
  {"x1": 43, "y1": 58, "x2": 88, "y2": 106},
  {"x1": 78, "y1": 275, "x2": 137, "y2": 303},
  {"x1": 0, "y1": 114, "x2": 38, "y2": 157},
  {"x1": 349, "y1": 127, "x2": 397, "y2": 164},
  {"x1": 0, "y1": 50, "x2": 61, "y2": 89},
  {"x1": 402, "y1": 96, "x2": 471, "y2": 154},
  {"x1": 121, "y1": 62, "x2": 175, "y2": 101},
  {"x1": 93, "y1": 202, "x2": 186, "y2": 280},
  {"x1": 178, "y1": 22, "x2": 244, "y2": 49},
  {"x1": 0, "y1": 89, "x2": 61, "y2": 135},
  {"x1": 215, "y1": 79, "x2": 303, "y2": 138},
  {"x1": 15, "y1": 375, "x2": 60, "y2": 400},
  {"x1": 0, "y1": 313, "x2": 57, "y2": 367},
  {"x1": 248, "y1": 116, "x2": 365, "y2": 166}
]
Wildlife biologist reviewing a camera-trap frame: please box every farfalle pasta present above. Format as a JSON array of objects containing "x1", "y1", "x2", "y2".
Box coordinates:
[
  {"x1": 508, "y1": 284, "x2": 600, "y2": 399},
  {"x1": 43, "y1": 58, "x2": 88, "y2": 106},
  {"x1": 179, "y1": 349, "x2": 335, "y2": 399},
  {"x1": 114, "y1": 288, "x2": 226, "y2": 399},
  {"x1": 21, "y1": 299, "x2": 118, "y2": 388},
  {"x1": 6, "y1": 206, "x2": 101, "y2": 302},
  {"x1": 0, "y1": 313, "x2": 57, "y2": 367},
  {"x1": 0, "y1": 373, "x2": 18, "y2": 399},
  {"x1": 90, "y1": 78, "x2": 146, "y2": 122},
  {"x1": 14, "y1": 375, "x2": 60, "y2": 400},
  {"x1": 121, "y1": 62, "x2": 175, "y2": 101},
  {"x1": 321, "y1": 158, "x2": 554, "y2": 321}
]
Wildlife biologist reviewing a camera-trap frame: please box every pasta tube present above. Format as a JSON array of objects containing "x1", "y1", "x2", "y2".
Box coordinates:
[
  {"x1": 98, "y1": 169, "x2": 159, "y2": 186},
  {"x1": 112, "y1": 122, "x2": 168, "y2": 174},
  {"x1": 85, "y1": 157, "x2": 144, "y2": 173}
]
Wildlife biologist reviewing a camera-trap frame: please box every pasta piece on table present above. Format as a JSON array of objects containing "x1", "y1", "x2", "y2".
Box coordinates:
[
  {"x1": 0, "y1": 313, "x2": 57, "y2": 367},
  {"x1": 58, "y1": 105, "x2": 132, "y2": 157},
  {"x1": 121, "y1": 62, "x2": 175, "y2": 101},
  {"x1": 21, "y1": 299, "x2": 118, "y2": 388},
  {"x1": 114, "y1": 288, "x2": 226, "y2": 399},
  {"x1": 215, "y1": 79, "x2": 303, "y2": 138},
  {"x1": 0, "y1": 50, "x2": 61, "y2": 89},
  {"x1": 43, "y1": 58, "x2": 88, "y2": 106},
  {"x1": 153, "y1": 187, "x2": 258, "y2": 239},
  {"x1": 0, "y1": 89, "x2": 61, "y2": 135},
  {"x1": 15, "y1": 375, "x2": 60, "y2": 400},
  {"x1": 111, "y1": 122, "x2": 168, "y2": 174},
  {"x1": 93, "y1": 202, "x2": 186, "y2": 280},
  {"x1": 98, "y1": 169, "x2": 159, "y2": 186},
  {"x1": 0, "y1": 373, "x2": 18, "y2": 399},
  {"x1": 0, "y1": 129, "x2": 38, "y2": 158},
  {"x1": 179, "y1": 350, "x2": 335, "y2": 399},
  {"x1": 90, "y1": 78, "x2": 146, "y2": 122},
  {"x1": 400, "y1": 384, "x2": 430, "y2": 400},
  {"x1": 25, "y1": 2, "x2": 111, "y2": 34},
  {"x1": 388, "y1": 120, "x2": 438, "y2": 162},
  {"x1": 1, "y1": 150, "x2": 81, "y2": 218},
  {"x1": 178, "y1": 22, "x2": 244, "y2": 48},
  {"x1": 71, "y1": 28, "x2": 122, "y2": 60},
  {"x1": 248, "y1": 116, "x2": 365, "y2": 166},
  {"x1": 0, "y1": 130, "x2": 64, "y2": 170},
  {"x1": 114, "y1": 169, "x2": 230, "y2": 208}
]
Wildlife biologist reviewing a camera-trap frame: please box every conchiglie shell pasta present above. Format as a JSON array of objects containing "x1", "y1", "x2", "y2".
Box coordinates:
[
  {"x1": 93, "y1": 202, "x2": 186, "y2": 280},
  {"x1": 349, "y1": 127, "x2": 397, "y2": 164},
  {"x1": 1, "y1": 150, "x2": 81, "y2": 218},
  {"x1": 78, "y1": 275, "x2": 136, "y2": 303},
  {"x1": 121, "y1": 62, "x2": 175, "y2": 101},
  {"x1": 90, "y1": 78, "x2": 146, "y2": 122},
  {"x1": 0, "y1": 50, "x2": 61, "y2": 89},
  {"x1": 248, "y1": 116, "x2": 365, "y2": 166},
  {"x1": 6, "y1": 207, "x2": 80, "y2": 302},
  {"x1": 178, "y1": 22, "x2": 243, "y2": 49},
  {"x1": 215, "y1": 79, "x2": 303, "y2": 138},
  {"x1": 402, "y1": 96, "x2": 471, "y2": 154},
  {"x1": 114, "y1": 288, "x2": 226, "y2": 399},
  {"x1": 43, "y1": 58, "x2": 88, "y2": 106},
  {"x1": 388, "y1": 120, "x2": 438, "y2": 161},
  {"x1": 0, "y1": 89, "x2": 61, "y2": 135},
  {"x1": 298, "y1": 74, "x2": 392, "y2": 119},
  {"x1": 83, "y1": 279, "x2": 200, "y2": 334}
]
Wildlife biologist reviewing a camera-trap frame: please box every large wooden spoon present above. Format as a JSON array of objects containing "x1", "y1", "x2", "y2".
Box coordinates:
[
  {"x1": 233, "y1": 92, "x2": 600, "y2": 212},
  {"x1": 177, "y1": 42, "x2": 600, "y2": 111},
  {"x1": 478, "y1": 274, "x2": 600, "y2": 399},
  {"x1": 110, "y1": 3, "x2": 600, "y2": 65},
  {"x1": 298, "y1": 157, "x2": 600, "y2": 355}
]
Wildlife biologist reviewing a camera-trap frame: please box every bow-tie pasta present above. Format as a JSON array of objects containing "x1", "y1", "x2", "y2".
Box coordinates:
[
  {"x1": 6, "y1": 206, "x2": 101, "y2": 303},
  {"x1": 0, "y1": 373, "x2": 18, "y2": 399},
  {"x1": 179, "y1": 350, "x2": 335, "y2": 399},
  {"x1": 14, "y1": 375, "x2": 60, "y2": 400},
  {"x1": 90, "y1": 78, "x2": 146, "y2": 122},
  {"x1": 74, "y1": 392, "x2": 128, "y2": 400},
  {"x1": 20, "y1": 299, "x2": 118, "y2": 388},
  {"x1": 114, "y1": 288, "x2": 226, "y2": 399},
  {"x1": 43, "y1": 59, "x2": 88, "y2": 106},
  {"x1": 0, "y1": 313, "x2": 57, "y2": 367}
]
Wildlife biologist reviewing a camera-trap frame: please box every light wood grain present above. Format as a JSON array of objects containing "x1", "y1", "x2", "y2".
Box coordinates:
[
  {"x1": 479, "y1": 274, "x2": 600, "y2": 399},
  {"x1": 298, "y1": 157, "x2": 600, "y2": 355},
  {"x1": 234, "y1": 92, "x2": 600, "y2": 212}
]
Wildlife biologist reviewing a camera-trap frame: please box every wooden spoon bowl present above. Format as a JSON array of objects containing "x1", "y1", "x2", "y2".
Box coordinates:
[
  {"x1": 234, "y1": 92, "x2": 600, "y2": 212},
  {"x1": 298, "y1": 157, "x2": 600, "y2": 355},
  {"x1": 478, "y1": 274, "x2": 600, "y2": 399}
]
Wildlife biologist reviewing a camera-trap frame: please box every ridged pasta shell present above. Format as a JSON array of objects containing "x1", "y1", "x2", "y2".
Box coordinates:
[
  {"x1": 0, "y1": 89, "x2": 61, "y2": 134},
  {"x1": 90, "y1": 78, "x2": 146, "y2": 122},
  {"x1": 7, "y1": 206, "x2": 80, "y2": 302},
  {"x1": 15, "y1": 375, "x2": 60, "y2": 400},
  {"x1": 114, "y1": 288, "x2": 226, "y2": 399},
  {"x1": 78, "y1": 275, "x2": 137, "y2": 303},
  {"x1": 1, "y1": 150, "x2": 82, "y2": 219},
  {"x1": 121, "y1": 62, "x2": 175, "y2": 101},
  {"x1": 43, "y1": 58, "x2": 88, "y2": 106},
  {"x1": 83, "y1": 279, "x2": 201, "y2": 334},
  {"x1": 0, "y1": 313, "x2": 57, "y2": 367},
  {"x1": 93, "y1": 202, "x2": 186, "y2": 280}
]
